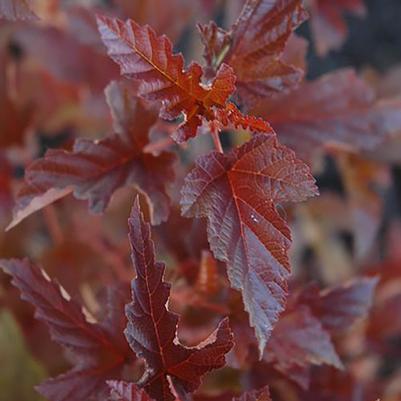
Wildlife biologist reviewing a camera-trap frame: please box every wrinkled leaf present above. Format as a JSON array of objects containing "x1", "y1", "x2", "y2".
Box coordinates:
[{"x1": 181, "y1": 133, "x2": 318, "y2": 356}]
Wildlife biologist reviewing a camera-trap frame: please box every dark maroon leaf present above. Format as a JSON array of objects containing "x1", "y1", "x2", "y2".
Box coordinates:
[
  {"x1": 181, "y1": 133, "x2": 318, "y2": 356},
  {"x1": 125, "y1": 199, "x2": 233, "y2": 401},
  {"x1": 0, "y1": 258, "x2": 130, "y2": 401}
]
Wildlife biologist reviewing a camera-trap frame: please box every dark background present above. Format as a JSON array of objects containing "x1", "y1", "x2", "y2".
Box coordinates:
[{"x1": 305, "y1": 0, "x2": 401, "y2": 78}]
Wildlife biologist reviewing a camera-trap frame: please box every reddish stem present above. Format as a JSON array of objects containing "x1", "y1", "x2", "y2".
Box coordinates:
[{"x1": 211, "y1": 130, "x2": 224, "y2": 154}]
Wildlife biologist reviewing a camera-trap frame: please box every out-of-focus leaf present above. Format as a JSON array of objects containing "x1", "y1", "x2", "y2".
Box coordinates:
[
  {"x1": 309, "y1": 0, "x2": 366, "y2": 56},
  {"x1": 253, "y1": 69, "x2": 401, "y2": 162},
  {"x1": 266, "y1": 305, "x2": 343, "y2": 389},
  {"x1": 8, "y1": 81, "x2": 175, "y2": 229},
  {"x1": 300, "y1": 277, "x2": 379, "y2": 333},
  {"x1": 233, "y1": 386, "x2": 272, "y2": 401},
  {"x1": 108, "y1": 381, "x2": 152, "y2": 401},
  {"x1": 0, "y1": 259, "x2": 131, "y2": 401},
  {"x1": 0, "y1": 0, "x2": 38, "y2": 21}
]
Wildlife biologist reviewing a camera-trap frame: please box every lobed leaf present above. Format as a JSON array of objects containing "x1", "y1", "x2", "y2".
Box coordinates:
[
  {"x1": 0, "y1": 258, "x2": 130, "y2": 401},
  {"x1": 125, "y1": 199, "x2": 234, "y2": 401},
  {"x1": 181, "y1": 133, "x2": 318, "y2": 356},
  {"x1": 97, "y1": 15, "x2": 237, "y2": 143},
  {"x1": 200, "y1": 0, "x2": 308, "y2": 107},
  {"x1": 8, "y1": 82, "x2": 175, "y2": 229}
]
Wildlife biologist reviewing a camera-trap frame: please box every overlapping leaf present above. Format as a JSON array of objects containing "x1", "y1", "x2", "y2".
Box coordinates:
[
  {"x1": 253, "y1": 69, "x2": 401, "y2": 162},
  {"x1": 97, "y1": 15, "x2": 238, "y2": 143},
  {"x1": 181, "y1": 133, "x2": 318, "y2": 356},
  {"x1": 300, "y1": 276, "x2": 379, "y2": 333},
  {"x1": 8, "y1": 81, "x2": 175, "y2": 229},
  {"x1": 0, "y1": 258, "x2": 131, "y2": 401},
  {"x1": 263, "y1": 276, "x2": 377, "y2": 388},
  {"x1": 199, "y1": 0, "x2": 308, "y2": 106},
  {"x1": 13, "y1": 24, "x2": 118, "y2": 92},
  {"x1": 266, "y1": 305, "x2": 343, "y2": 389},
  {"x1": 336, "y1": 153, "x2": 389, "y2": 260},
  {"x1": 125, "y1": 200, "x2": 233, "y2": 401}
]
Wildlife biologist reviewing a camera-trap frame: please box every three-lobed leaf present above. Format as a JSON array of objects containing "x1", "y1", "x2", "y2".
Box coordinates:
[{"x1": 181, "y1": 133, "x2": 318, "y2": 356}]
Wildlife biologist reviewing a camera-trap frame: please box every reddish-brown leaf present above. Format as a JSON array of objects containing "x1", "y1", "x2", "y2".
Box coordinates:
[
  {"x1": 8, "y1": 81, "x2": 175, "y2": 229},
  {"x1": 0, "y1": 0, "x2": 38, "y2": 21},
  {"x1": 253, "y1": 69, "x2": 401, "y2": 162},
  {"x1": 200, "y1": 0, "x2": 308, "y2": 107},
  {"x1": 6, "y1": 185, "x2": 72, "y2": 231},
  {"x1": 233, "y1": 386, "x2": 272, "y2": 401},
  {"x1": 181, "y1": 133, "x2": 318, "y2": 356},
  {"x1": 266, "y1": 305, "x2": 343, "y2": 389},
  {"x1": 13, "y1": 24, "x2": 118, "y2": 92},
  {"x1": 300, "y1": 277, "x2": 379, "y2": 333},
  {"x1": 113, "y1": 0, "x2": 192, "y2": 42},
  {"x1": 108, "y1": 381, "x2": 151, "y2": 401},
  {"x1": 198, "y1": 21, "x2": 231, "y2": 77},
  {"x1": 97, "y1": 15, "x2": 237, "y2": 143},
  {"x1": 309, "y1": 0, "x2": 366, "y2": 56},
  {"x1": 125, "y1": 199, "x2": 234, "y2": 401},
  {"x1": 0, "y1": 259, "x2": 130, "y2": 401},
  {"x1": 0, "y1": 46, "x2": 35, "y2": 149},
  {"x1": 336, "y1": 153, "x2": 389, "y2": 259},
  {"x1": 0, "y1": 96, "x2": 34, "y2": 149}
]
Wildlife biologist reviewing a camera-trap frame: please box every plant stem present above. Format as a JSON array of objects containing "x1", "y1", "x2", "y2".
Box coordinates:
[{"x1": 211, "y1": 130, "x2": 224, "y2": 153}]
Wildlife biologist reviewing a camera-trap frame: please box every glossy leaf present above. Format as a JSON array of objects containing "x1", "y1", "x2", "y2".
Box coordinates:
[
  {"x1": 125, "y1": 199, "x2": 234, "y2": 401},
  {"x1": 200, "y1": 0, "x2": 308, "y2": 107},
  {"x1": 0, "y1": 258, "x2": 130, "y2": 401},
  {"x1": 181, "y1": 133, "x2": 318, "y2": 356},
  {"x1": 97, "y1": 15, "x2": 236, "y2": 143}
]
